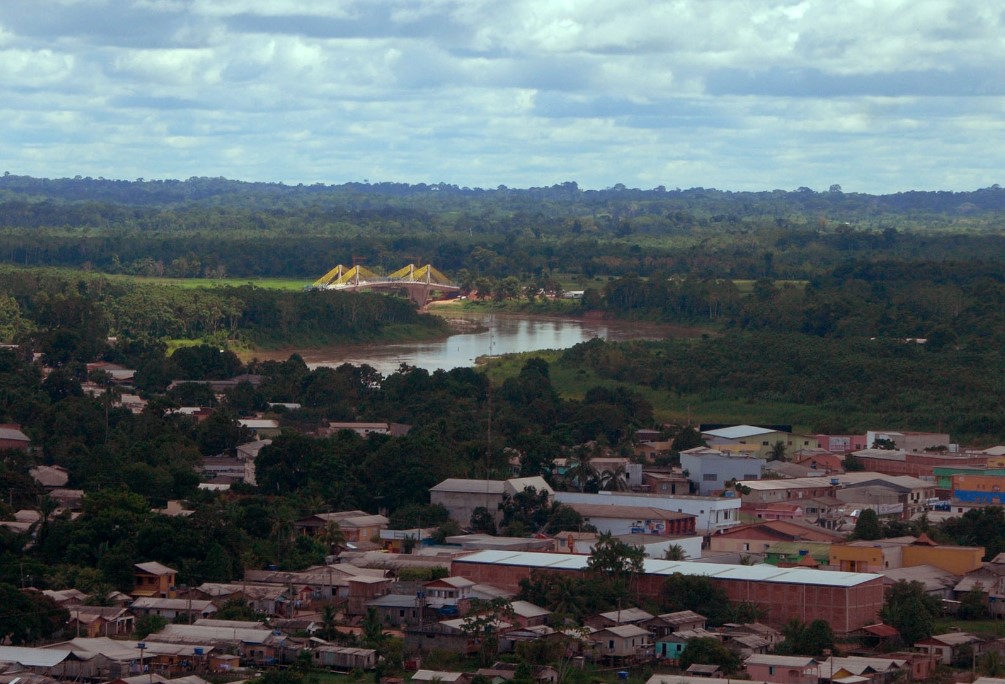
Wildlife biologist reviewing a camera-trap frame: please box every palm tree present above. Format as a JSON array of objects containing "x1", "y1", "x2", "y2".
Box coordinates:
[
  {"x1": 769, "y1": 441, "x2": 787, "y2": 461},
  {"x1": 546, "y1": 575, "x2": 582, "y2": 618},
  {"x1": 597, "y1": 465, "x2": 630, "y2": 491},
  {"x1": 663, "y1": 544, "x2": 686, "y2": 560},
  {"x1": 31, "y1": 494, "x2": 59, "y2": 547},
  {"x1": 320, "y1": 604, "x2": 339, "y2": 641},
  {"x1": 318, "y1": 520, "x2": 346, "y2": 555},
  {"x1": 564, "y1": 449, "x2": 597, "y2": 492}
]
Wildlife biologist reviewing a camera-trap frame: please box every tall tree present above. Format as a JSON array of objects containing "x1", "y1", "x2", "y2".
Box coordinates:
[
  {"x1": 881, "y1": 580, "x2": 940, "y2": 645},
  {"x1": 851, "y1": 509, "x2": 882, "y2": 541},
  {"x1": 659, "y1": 573, "x2": 733, "y2": 626}
]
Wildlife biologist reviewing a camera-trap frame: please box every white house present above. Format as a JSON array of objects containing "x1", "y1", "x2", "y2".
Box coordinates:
[
  {"x1": 554, "y1": 490, "x2": 740, "y2": 535},
  {"x1": 680, "y1": 447, "x2": 763, "y2": 495}
]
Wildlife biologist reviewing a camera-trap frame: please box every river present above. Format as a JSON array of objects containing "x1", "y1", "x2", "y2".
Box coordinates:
[{"x1": 258, "y1": 311, "x2": 705, "y2": 376}]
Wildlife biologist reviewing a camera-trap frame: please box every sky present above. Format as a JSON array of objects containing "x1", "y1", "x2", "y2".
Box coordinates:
[{"x1": 1, "y1": 0, "x2": 1003, "y2": 194}]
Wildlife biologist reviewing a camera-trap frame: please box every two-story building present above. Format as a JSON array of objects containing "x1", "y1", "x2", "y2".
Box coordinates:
[
  {"x1": 702, "y1": 425, "x2": 819, "y2": 458},
  {"x1": 851, "y1": 448, "x2": 986, "y2": 479},
  {"x1": 431, "y1": 476, "x2": 553, "y2": 526},
  {"x1": 422, "y1": 576, "x2": 475, "y2": 617},
  {"x1": 588, "y1": 624, "x2": 653, "y2": 662},
  {"x1": 709, "y1": 520, "x2": 843, "y2": 556},
  {"x1": 680, "y1": 448, "x2": 763, "y2": 495},
  {"x1": 914, "y1": 632, "x2": 984, "y2": 664},
  {"x1": 830, "y1": 535, "x2": 983, "y2": 574},
  {"x1": 132, "y1": 562, "x2": 177, "y2": 599},
  {"x1": 739, "y1": 473, "x2": 933, "y2": 521},
  {"x1": 554, "y1": 490, "x2": 740, "y2": 536},
  {"x1": 564, "y1": 503, "x2": 697, "y2": 537},
  {"x1": 294, "y1": 510, "x2": 389, "y2": 544}
]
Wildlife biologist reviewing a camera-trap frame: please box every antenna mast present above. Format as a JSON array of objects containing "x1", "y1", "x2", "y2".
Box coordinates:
[{"x1": 485, "y1": 326, "x2": 494, "y2": 506}]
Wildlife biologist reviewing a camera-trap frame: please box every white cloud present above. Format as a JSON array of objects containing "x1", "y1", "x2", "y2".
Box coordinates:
[
  {"x1": 0, "y1": 0, "x2": 1001, "y2": 192},
  {"x1": 0, "y1": 48, "x2": 74, "y2": 85},
  {"x1": 111, "y1": 48, "x2": 220, "y2": 87}
]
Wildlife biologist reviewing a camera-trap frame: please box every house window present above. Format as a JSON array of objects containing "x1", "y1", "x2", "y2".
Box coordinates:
[
  {"x1": 609, "y1": 640, "x2": 615, "y2": 650},
  {"x1": 762, "y1": 441, "x2": 769, "y2": 446},
  {"x1": 703, "y1": 474, "x2": 717, "y2": 481},
  {"x1": 769, "y1": 667, "x2": 775, "y2": 675}
]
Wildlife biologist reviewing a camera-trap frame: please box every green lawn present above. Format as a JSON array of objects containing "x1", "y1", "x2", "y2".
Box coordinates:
[
  {"x1": 105, "y1": 274, "x2": 312, "y2": 290},
  {"x1": 483, "y1": 349, "x2": 823, "y2": 434},
  {"x1": 733, "y1": 279, "x2": 808, "y2": 293},
  {"x1": 0, "y1": 265, "x2": 312, "y2": 291},
  {"x1": 934, "y1": 617, "x2": 1005, "y2": 637}
]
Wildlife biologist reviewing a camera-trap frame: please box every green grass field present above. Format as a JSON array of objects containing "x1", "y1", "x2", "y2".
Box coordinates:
[
  {"x1": 482, "y1": 348, "x2": 823, "y2": 434},
  {"x1": 733, "y1": 279, "x2": 808, "y2": 293},
  {"x1": 0, "y1": 264, "x2": 313, "y2": 291},
  {"x1": 934, "y1": 617, "x2": 1005, "y2": 637},
  {"x1": 105, "y1": 274, "x2": 312, "y2": 290}
]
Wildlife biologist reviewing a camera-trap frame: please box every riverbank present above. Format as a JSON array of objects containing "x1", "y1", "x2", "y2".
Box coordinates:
[
  {"x1": 428, "y1": 296, "x2": 585, "y2": 317},
  {"x1": 244, "y1": 310, "x2": 710, "y2": 375}
]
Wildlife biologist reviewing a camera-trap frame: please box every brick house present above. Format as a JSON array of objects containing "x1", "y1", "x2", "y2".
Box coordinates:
[{"x1": 452, "y1": 551, "x2": 884, "y2": 635}]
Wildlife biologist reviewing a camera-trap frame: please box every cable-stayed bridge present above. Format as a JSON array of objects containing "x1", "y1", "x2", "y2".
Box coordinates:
[{"x1": 307, "y1": 263, "x2": 460, "y2": 307}]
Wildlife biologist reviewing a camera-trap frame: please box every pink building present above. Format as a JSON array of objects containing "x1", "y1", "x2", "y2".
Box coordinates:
[
  {"x1": 745, "y1": 655, "x2": 819, "y2": 684},
  {"x1": 751, "y1": 502, "x2": 804, "y2": 521},
  {"x1": 815, "y1": 435, "x2": 867, "y2": 453}
]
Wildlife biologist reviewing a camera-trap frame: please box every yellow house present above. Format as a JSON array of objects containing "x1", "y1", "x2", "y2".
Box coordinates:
[
  {"x1": 831, "y1": 535, "x2": 984, "y2": 574},
  {"x1": 702, "y1": 425, "x2": 820, "y2": 458},
  {"x1": 902, "y1": 543, "x2": 983, "y2": 574},
  {"x1": 830, "y1": 544, "x2": 886, "y2": 572},
  {"x1": 133, "y1": 561, "x2": 177, "y2": 598}
]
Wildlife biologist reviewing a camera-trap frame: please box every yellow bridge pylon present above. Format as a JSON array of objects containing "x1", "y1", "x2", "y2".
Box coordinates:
[
  {"x1": 311, "y1": 264, "x2": 380, "y2": 289},
  {"x1": 307, "y1": 263, "x2": 460, "y2": 307}
]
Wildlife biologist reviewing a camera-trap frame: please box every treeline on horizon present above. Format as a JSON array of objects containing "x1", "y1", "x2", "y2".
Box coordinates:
[
  {"x1": 0, "y1": 173, "x2": 1004, "y2": 281},
  {"x1": 3, "y1": 172, "x2": 1005, "y2": 213}
]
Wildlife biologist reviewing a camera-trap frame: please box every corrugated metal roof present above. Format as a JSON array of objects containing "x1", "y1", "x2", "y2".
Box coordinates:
[
  {"x1": 0, "y1": 427, "x2": 30, "y2": 442},
  {"x1": 0, "y1": 646, "x2": 72, "y2": 667},
  {"x1": 764, "y1": 541, "x2": 832, "y2": 556},
  {"x1": 703, "y1": 425, "x2": 777, "y2": 439},
  {"x1": 594, "y1": 624, "x2": 652, "y2": 638},
  {"x1": 455, "y1": 551, "x2": 881, "y2": 587},
  {"x1": 568, "y1": 503, "x2": 695, "y2": 521},
  {"x1": 746, "y1": 654, "x2": 818, "y2": 667},
  {"x1": 430, "y1": 478, "x2": 505, "y2": 494},
  {"x1": 134, "y1": 561, "x2": 176, "y2": 575},
  {"x1": 511, "y1": 600, "x2": 550, "y2": 618},
  {"x1": 156, "y1": 624, "x2": 275, "y2": 643}
]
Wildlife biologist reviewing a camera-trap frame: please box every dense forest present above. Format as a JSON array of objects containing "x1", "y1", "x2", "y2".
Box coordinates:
[{"x1": 0, "y1": 174, "x2": 1004, "y2": 282}]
